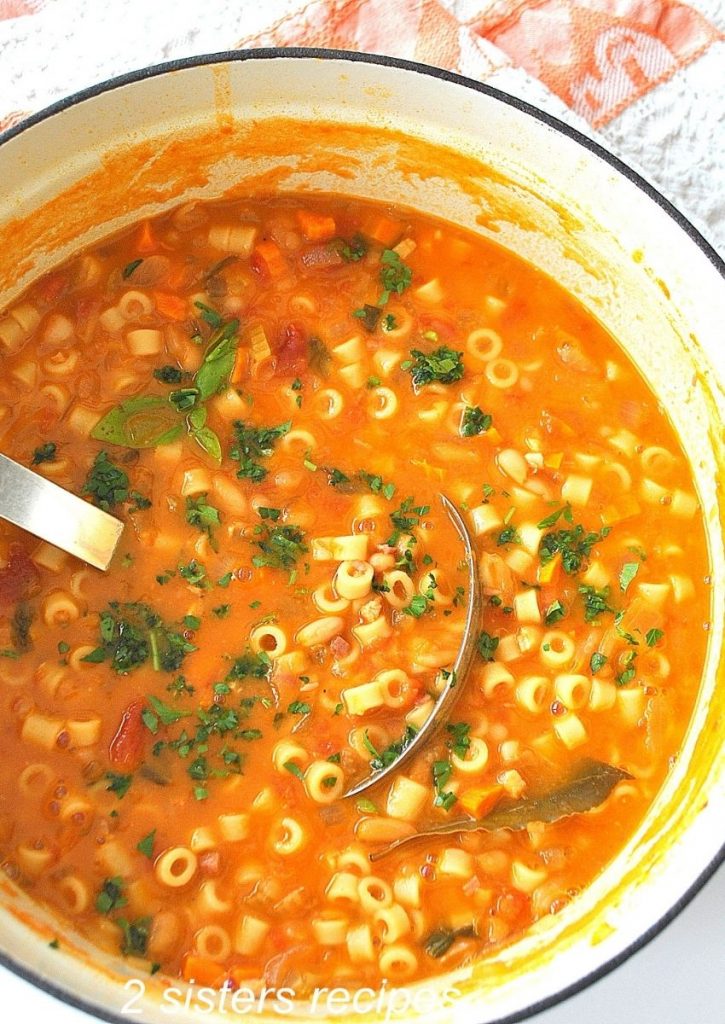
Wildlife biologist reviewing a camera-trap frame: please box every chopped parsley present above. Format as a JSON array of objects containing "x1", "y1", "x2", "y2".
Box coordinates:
[
  {"x1": 579, "y1": 585, "x2": 615, "y2": 623},
  {"x1": 477, "y1": 631, "x2": 499, "y2": 662},
  {"x1": 364, "y1": 725, "x2": 418, "y2": 772},
  {"x1": 327, "y1": 468, "x2": 351, "y2": 488},
  {"x1": 122, "y1": 258, "x2": 143, "y2": 280},
  {"x1": 379, "y1": 249, "x2": 412, "y2": 304},
  {"x1": 460, "y1": 406, "x2": 492, "y2": 437},
  {"x1": 646, "y1": 628, "x2": 664, "y2": 647},
  {"x1": 96, "y1": 877, "x2": 127, "y2": 914},
  {"x1": 231, "y1": 420, "x2": 291, "y2": 482},
  {"x1": 153, "y1": 365, "x2": 185, "y2": 384},
  {"x1": 142, "y1": 695, "x2": 192, "y2": 734},
  {"x1": 616, "y1": 651, "x2": 637, "y2": 687},
  {"x1": 178, "y1": 559, "x2": 207, "y2": 587},
  {"x1": 185, "y1": 493, "x2": 221, "y2": 538},
  {"x1": 619, "y1": 561, "x2": 640, "y2": 593},
  {"x1": 105, "y1": 772, "x2": 133, "y2": 799},
  {"x1": 424, "y1": 926, "x2": 476, "y2": 959},
  {"x1": 82, "y1": 602, "x2": 196, "y2": 674},
  {"x1": 83, "y1": 451, "x2": 130, "y2": 511},
  {"x1": 136, "y1": 830, "x2": 156, "y2": 859},
  {"x1": 403, "y1": 594, "x2": 430, "y2": 619},
  {"x1": 338, "y1": 234, "x2": 367, "y2": 262},
  {"x1": 387, "y1": 496, "x2": 430, "y2": 545},
  {"x1": 446, "y1": 721, "x2": 471, "y2": 760},
  {"x1": 212, "y1": 604, "x2": 231, "y2": 619},
  {"x1": 167, "y1": 675, "x2": 194, "y2": 696},
  {"x1": 251, "y1": 520, "x2": 307, "y2": 572},
  {"x1": 404, "y1": 346, "x2": 464, "y2": 389},
  {"x1": 117, "y1": 916, "x2": 152, "y2": 957},
  {"x1": 432, "y1": 760, "x2": 456, "y2": 811},
  {"x1": 32, "y1": 441, "x2": 57, "y2": 465},
  {"x1": 288, "y1": 700, "x2": 311, "y2": 715},
  {"x1": 359, "y1": 471, "x2": 396, "y2": 501},
  {"x1": 226, "y1": 649, "x2": 270, "y2": 682},
  {"x1": 539, "y1": 521, "x2": 611, "y2": 575},
  {"x1": 544, "y1": 599, "x2": 566, "y2": 626},
  {"x1": 590, "y1": 652, "x2": 608, "y2": 674},
  {"x1": 537, "y1": 504, "x2": 574, "y2": 530},
  {"x1": 496, "y1": 525, "x2": 521, "y2": 547}
]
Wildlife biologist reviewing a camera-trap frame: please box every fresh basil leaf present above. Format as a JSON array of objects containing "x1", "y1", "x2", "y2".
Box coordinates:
[
  {"x1": 196, "y1": 340, "x2": 237, "y2": 400},
  {"x1": 192, "y1": 425, "x2": 222, "y2": 463},
  {"x1": 91, "y1": 397, "x2": 183, "y2": 449},
  {"x1": 187, "y1": 405, "x2": 207, "y2": 431}
]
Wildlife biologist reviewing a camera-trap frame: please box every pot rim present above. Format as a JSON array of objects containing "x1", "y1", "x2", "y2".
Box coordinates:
[{"x1": 0, "y1": 45, "x2": 723, "y2": 1024}]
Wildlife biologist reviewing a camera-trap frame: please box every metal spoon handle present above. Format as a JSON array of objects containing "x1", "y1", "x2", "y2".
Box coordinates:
[
  {"x1": 0, "y1": 453, "x2": 124, "y2": 571},
  {"x1": 344, "y1": 493, "x2": 481, "y2": 798}
]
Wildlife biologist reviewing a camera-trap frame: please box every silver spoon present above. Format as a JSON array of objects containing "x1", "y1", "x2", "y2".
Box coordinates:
[
  {"x1": 0, "y1": 453, "x2": 124, "y2": 571},
  {"x1": 343, "y1": 493, "x2": 482, "y2": 799}
]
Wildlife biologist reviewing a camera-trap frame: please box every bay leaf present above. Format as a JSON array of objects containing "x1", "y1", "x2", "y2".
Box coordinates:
[{"x1": 369, "y1": 759, "x2": 632, "y2": 862}]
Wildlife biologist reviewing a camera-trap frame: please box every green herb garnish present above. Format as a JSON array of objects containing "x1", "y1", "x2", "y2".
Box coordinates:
[
  {"x1": 32, "y1": 442, "x2": 57, "y2": 465},
  {"x1": 231, "y1": 420, "x2": 291, "y2": 482},
  {"x1": 404, "y1": 346, "x2": 464, "y2": 389},
  {"x1": 460, "y1": 406, "x2": 492, "y2": 437}
]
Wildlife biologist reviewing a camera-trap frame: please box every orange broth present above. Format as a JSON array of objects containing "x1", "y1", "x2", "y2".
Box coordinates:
[{"x1": 0, "y1": 194, "x2": 710, "y2": 990}]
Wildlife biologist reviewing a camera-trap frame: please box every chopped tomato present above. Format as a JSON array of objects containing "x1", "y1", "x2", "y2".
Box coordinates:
[
  {"x1": 134, "y1": 220, "x2": 157, "y2": 255},
  {"x1": 275, "y1": 321, "x2": 307, "y2": 373},
  {"x1": 109, "y1": 699, "x2": 146, "y2": 770},
  {"x1": 36, "y1": 273, "x2": 66, "y2": 305},
  {"x1": 296, "y1": 210, "x2": 337, "y2": 242},
  {"x1": 153, "y1": 291, "x2": 188, "y2": 320},
  {"x1": 0, "y1": 544, "x2": 39, "y2": 609},
  {"x1": 182, "y1": 955, "x2": 226, "y2": 987},
  {"x1": 252, "y1": 240, "x2": 287, "y2": 279}
]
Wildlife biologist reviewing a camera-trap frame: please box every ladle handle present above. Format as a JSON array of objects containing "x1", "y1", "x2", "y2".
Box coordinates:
[{"x1": 0, "y1": 452, "x2": 124, "y2": 571}]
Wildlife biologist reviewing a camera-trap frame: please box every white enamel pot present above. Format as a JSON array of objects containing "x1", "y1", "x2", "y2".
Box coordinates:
[{"x1": 0, "y1": 49, "x2": 723, "y2": 1024}]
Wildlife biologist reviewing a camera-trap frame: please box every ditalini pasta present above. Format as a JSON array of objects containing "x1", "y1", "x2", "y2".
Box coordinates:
[{"x1": 0, "y1": 194, "x2": 710, "y2": 992}]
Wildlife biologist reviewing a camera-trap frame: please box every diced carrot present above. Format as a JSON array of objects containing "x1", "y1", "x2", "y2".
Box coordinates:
[
  {"x1": 231, "y1": 344, "x2": 248, "y2": 385},
  {"x1": 359, "y1": 212, "x2": 403, "y2": 247},
  {"x1": 135, "y1": 220, "x2": 157, "y2": 255},
  {"x1": 296, "y1": 210, "x2": 337, "y2": 242},
  {"x1": 538, "y1": 552, "x2": 560, "y2": 586},
  {"x1": 459, "y1": 784, "x2": 504, "y2": 818},
  {"x1": 252, "y1": 240, "x2": 287, "y2": 279},
  {"x1": 182, "y1": 955, "x2": 226, "y2": 987},
  {"x1": 153, "y1": 291, "x2": 188, "y2": 321},
  {"x1": 543, "y1": 451, "x2": 563, "y2": 469},
  {"x1": 230, "y1": 966, "x2": 262, "y2": 986},
  {"x1": 601, "y1": 495, "x2": 641, "y2": 526},
  {"x1": 486, "y1": 426, "x2": 503, "y2": 445}
]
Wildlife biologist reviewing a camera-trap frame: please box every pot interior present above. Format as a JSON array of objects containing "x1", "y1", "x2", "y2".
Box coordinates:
[{"x1": 0, "y1": 53, "x2": 723, "y2": 1024}]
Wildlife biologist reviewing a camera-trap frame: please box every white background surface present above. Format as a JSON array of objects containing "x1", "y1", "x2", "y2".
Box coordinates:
[{"x1": 0, "y1": 1, "x2": 723, "y2": 1021}]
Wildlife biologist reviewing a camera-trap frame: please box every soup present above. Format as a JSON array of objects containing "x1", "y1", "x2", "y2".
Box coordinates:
[{"x1": 0, "y1": 194, "x2": 710, "y2": 994}]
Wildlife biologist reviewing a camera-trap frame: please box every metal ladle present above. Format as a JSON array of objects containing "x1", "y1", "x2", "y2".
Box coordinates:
[
  {"x1": 343, "y1": 493, "x2": 482, "y2": 799},
  {"x1": 0, "y1": 459, "x2": 481, "y2": 785},
  {"x1": 0, "y1": 453, "x2": 124, "y2": 571}
]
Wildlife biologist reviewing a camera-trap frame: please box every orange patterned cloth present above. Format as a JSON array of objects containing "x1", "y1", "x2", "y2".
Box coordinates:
[
  {"x1": 239, "y1": 0, "x2": 722, "y2": 127},
  {"x1": 0, "y1": 0, "x2": 721, "y2": 134}
]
